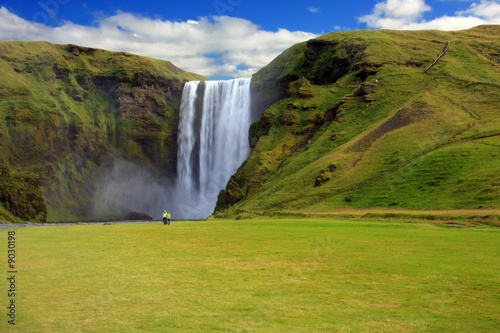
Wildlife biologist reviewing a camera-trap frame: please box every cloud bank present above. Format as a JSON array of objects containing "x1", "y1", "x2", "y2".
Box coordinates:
[
  {"x1": 0, "y1": 7, "x2": 317, "y2": 78},
  {"x1": 360, "y1": 0, "x2": 500, "y2": 30},
  {"x1": 1, "y1": 1, "x2": 499, "y2": 78}
]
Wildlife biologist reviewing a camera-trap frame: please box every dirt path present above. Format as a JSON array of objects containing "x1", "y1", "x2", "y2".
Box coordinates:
[
  {"x1": 308, "y1": 208, "x2": 500, "y2": 215},
  {"x1": 304, "y1": 208, "x2": 500, "y2": 226}
]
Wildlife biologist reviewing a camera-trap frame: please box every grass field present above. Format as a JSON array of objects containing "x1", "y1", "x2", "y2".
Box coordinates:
[{"x1": 1, "y1": 218, "x2": 499, "y2": 332}]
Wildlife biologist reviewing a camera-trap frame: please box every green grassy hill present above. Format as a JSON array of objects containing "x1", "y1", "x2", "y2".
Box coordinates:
[
  {"x1": 216, "y1": 25, "x2": 500, "y2": 217},
  {"x1": 0, "y1": 41, "x2": 205, "y2": 221}
]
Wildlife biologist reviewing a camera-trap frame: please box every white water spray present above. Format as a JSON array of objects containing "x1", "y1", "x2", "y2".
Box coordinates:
[{"x1": 176, "y1": 78, "x2": 252, "y2": 219}]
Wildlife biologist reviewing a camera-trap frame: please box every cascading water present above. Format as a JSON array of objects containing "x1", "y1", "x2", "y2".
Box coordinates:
[{"x1": 175, "y1": 78, "x2": 252, "y2": 219}]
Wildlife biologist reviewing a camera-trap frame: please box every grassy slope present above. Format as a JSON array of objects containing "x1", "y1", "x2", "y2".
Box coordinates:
[
  {"x1": 0, "y1": 41, "x2": 205, "y2": 220},
  {"x1": 219, "y1": 26, "x2": 500, "y2": 217},
  {"x1": 1, "y1": 219, "x2": 499, "y2": 332}
]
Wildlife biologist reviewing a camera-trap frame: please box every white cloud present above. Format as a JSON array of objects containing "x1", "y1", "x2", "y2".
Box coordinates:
[
  {"x1": 359, "y1": 0, "x2": 500, "y2": 30},
  {"x1": 308, "y1": 7, "x2": 320, "y2": 13},
  {"x1": 0, "y1": 7, "x2": 318, "y2": 78},
  {"x1": 360, "y1": 0, "x2": 431, "y2": 28},
  {"x1": 458, "y1": 0, "x2": 500, "y2": 18}
]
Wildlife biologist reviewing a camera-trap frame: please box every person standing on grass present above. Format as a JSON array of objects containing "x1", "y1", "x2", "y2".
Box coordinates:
[
  {"x1": 162, "y1": 210, "x2": 167, "y2": 225},
  {"x1": 166, "y1": 211, "x2": 171, "y2": 225}
]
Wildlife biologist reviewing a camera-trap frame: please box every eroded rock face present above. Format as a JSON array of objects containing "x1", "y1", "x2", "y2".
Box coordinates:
[
  {"x1": 251, "y1": 37, "x2": 366, "y2": 117},
  {"x1": 303, "y1": 39, "x2": 366, "y2": 85},
  {"x1": 103, "y1": 73, "x2": 186, "y2": 171}
]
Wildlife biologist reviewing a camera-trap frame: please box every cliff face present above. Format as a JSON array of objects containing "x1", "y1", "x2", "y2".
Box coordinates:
[
  {"x1": 0, "y1": 41, "x2": 205, "y2": 221},
  {"x1": 250, "y1": 36, "x2": 367, "y2": 117},
  {"x1": 217, "y1": 25, "x2": 500, "y2": 216}
]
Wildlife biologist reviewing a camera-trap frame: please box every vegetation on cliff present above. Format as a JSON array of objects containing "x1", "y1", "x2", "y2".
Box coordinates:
[
  {"x1": 216, "y1": 25, "x2": 500, "y2": 217},
  {"x1": 0, "y1": 41, "x2": 205, "y2": 221},
  {"x1": 0, "y1": 164, "x2": 47, "y2": 222}
]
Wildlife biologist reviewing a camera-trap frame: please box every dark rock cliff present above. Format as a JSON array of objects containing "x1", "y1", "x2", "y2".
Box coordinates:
[{"x1": 250, "y1": 36, "x2": 366, "y2": 119}]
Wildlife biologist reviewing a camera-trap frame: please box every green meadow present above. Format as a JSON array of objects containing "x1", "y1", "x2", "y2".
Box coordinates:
[{"x1": 1, "y1": 218, "x2": 499, "y2": 332}]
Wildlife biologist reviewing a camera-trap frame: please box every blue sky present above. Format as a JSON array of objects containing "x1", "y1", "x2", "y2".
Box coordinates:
[{"x1": 1, "y1": 0, "x2": 499, "y2": 78}]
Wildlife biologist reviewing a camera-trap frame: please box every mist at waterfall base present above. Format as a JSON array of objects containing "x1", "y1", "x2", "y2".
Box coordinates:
[
  {"x1": 91, "y1": 78, "x2": 252, "y2": 220},
  {"x1": 91, "y1": 158, "x2": 176, "y2": 220}
]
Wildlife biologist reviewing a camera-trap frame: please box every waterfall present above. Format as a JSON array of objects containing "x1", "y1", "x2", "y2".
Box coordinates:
[{"x1": 175, "y1": 78, "x2": 252, "y2": 219}]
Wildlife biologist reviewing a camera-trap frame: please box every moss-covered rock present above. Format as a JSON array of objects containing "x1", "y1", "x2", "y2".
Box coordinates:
[
  {"x1": 287, "y1": 77, "x2": 314, "y2": 98},
  {"x1": 225, "y1": 178, "x2": 245, "y2": 206},
  {"x1": 214, "y1": 190, "x2": 228, "y2": 212},
  {"x1": 0, "y1": 164, "x2": 47, "y2": 222},
  {"x1": 314, "y1": 172, "x2": 331, "y2": 187},
  {"x1": 282, "y1": 109, "x2": 300, "y2": 126}
]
